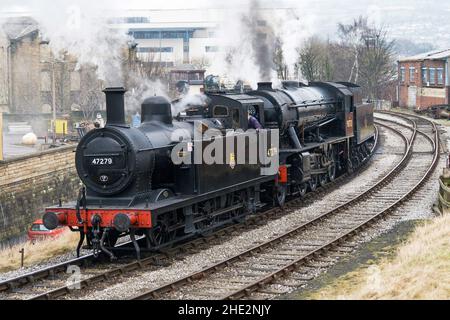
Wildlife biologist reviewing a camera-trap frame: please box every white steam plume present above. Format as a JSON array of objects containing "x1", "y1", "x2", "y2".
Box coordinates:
[
  {"x1": 1, "y1": 0, "x2": 130, "y2": 86},
  {"x1": 173, "y1": 94, "x2": 209, "y2": 116},
  {"x1": 125, "y1": 75, "x2": 170, "y2": 113},
  {"x1": 208, "y1": 0, "x2": 314, "y2": 86}
]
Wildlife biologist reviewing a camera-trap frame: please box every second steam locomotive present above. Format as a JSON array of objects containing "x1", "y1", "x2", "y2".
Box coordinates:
[{"x1": 43, "y1": 81, "x2": 375, "y2": 259}]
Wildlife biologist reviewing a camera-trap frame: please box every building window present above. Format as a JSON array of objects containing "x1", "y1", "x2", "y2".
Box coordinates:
[
  {"x1": 70, "y1": 71, "x2": 81, "y2": 91},
  {"x1": 137, "y1": 47, "x2": 173, "y2": 53},
  {"x1": 422, "y1": 67, "x2": 428, "y2": 84},
  {"x1": 131, "y1": 30, "x2": 194, "y2": 40},
  {"x1": 205, "y1": 46, "x2": 219, "y2": 53},
  {"x1": 429, "y1": 68, "x2": 436, "y2": 85},
  {"x1": 409, "y1": 67, "x2": 415, "y2": 82},
  {"x1": 40, "y1": 71, "x2": 51, "y2": 92},
  {"x1": 400, "y1": 67, "x2": 405, "y2": 82},
  {"x1": 437, "y1": 68, "x2": 444, "y2": 85}
]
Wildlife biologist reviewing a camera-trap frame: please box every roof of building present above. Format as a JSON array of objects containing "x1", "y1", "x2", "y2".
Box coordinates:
[
  {"x1": 1, "y1": 17, "x2": 39, "y2": 40},
  {"x1": 399, "y1": 49, "x2": 450, "y2": 62}
]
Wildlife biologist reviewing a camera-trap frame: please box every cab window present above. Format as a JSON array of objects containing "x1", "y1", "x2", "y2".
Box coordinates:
[{"x1": 213, "y1": 105, "x2": 229, "y2": 117}]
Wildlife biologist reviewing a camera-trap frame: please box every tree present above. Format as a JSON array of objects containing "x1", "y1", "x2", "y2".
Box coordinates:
[
  {"x1": 298, "y1": 37, "x2": 334, "y2": 82},
  {"x1": 79, "y1": 65, "x2": 103, "y2": 121},
  {"x1": 273, "y1": 37, "x2": 288, "y2": 80},
  {"x1": 338, "y1": 16, "x2": 369, "y2": 83},
  {"x1": 358, "y1": 27, "x2": 396, "y2": 100},
  {"x1": 191, "y1": 56, "x2": 211, "y2": 71},
  {"x1": 337, "y1": 17, "x2": 396, "y2": 100}
]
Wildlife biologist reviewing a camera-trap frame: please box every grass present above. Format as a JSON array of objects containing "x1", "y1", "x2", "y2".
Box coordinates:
[
  {"x1": 0, "y1": 230, "x2": 79, "y2": 273},
  {"x1": 306, "y1": 213, "x2": 450, "y2": 300}
]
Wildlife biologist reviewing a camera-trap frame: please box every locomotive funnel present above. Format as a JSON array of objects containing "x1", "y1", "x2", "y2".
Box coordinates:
[{"x1": 103, "y1": 87, "x2": 127, "y2": 126}]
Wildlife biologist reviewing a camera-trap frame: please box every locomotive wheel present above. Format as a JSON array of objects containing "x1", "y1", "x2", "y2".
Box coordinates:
[
  {"x1": 309, "y1": 176, "x2": 318, "y2": 192},
  {"x1": 146, "y1": 214, "x2": 177, "y2": 247},
  {"x1": 146, "y1": 189, "x2": 177, "y2": 248},
  {"x1": 275, "y1": 185, "x2": 287, "y2": 207},
  {"x1": 298, "y1": 183, "x2": 307, "y2": 197},
  {"x1": 328, "y1": 161, "x2": 336, "y2": 181},
  {"x1": 319, "y1": 174, "x2": 328, "y2": 187}
]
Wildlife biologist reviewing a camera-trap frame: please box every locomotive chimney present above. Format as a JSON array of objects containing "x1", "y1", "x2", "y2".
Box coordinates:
[
  {"x1": 141, "y1": 96, "x2": 172, "y2": 125},
  {"x1": 257, "y1": 82, "x2": 273, "y2": 91},
  {"x1": 103, "y1": 87, "x2": 126, "y2": 126}
]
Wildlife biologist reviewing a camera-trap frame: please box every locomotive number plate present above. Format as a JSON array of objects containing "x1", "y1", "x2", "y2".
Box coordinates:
[{"x1": 91, "y1": 158, "x2": 114, "y2": 166}]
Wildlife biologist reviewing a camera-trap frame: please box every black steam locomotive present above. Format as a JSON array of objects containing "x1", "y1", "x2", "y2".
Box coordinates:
[{"x1": 43, "y1": 81, "x2": 375, "y2": 259}]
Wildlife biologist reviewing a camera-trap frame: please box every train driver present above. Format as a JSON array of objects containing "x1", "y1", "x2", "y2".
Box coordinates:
[{"x1": 248, "y1": 107, "x2": 263, "y2": 130}]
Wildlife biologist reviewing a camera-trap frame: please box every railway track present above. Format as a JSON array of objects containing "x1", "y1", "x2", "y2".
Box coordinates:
[
  {"x1": 128, "y1": 112, "x2": 439, "y2": 300},
  {"x1": 3, "y1": 111, "x2": 438, "y2": 301},
  {"x1": 0, "y1": 128, "x2": 380, "y2": 300}
]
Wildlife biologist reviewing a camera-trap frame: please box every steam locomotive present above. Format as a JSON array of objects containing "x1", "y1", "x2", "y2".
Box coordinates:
[{"x1": 43, "y1": 81, "x2": 374, "y2": 259}]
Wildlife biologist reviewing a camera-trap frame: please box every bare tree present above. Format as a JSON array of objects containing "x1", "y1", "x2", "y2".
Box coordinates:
[
  {"x1": 191, "y1": 56, "x2": 210, "y2": 71},
  {"x1": 336, "y1": 17, "x2": 396, "y2": 100},
  {"x1": 135, "y1": 54, "x2": 169, "y2": 81},
  {"x1": 79, "y1": 66, "x2": 103, "y2": 121},
  {"x1": 298, "y1": 37, "x2": 334, "y2": 82},
  {"x1": 338, "y1": 16, "x2": 369, "y2": 83},
  {"x1": 358, "y1": 27, "x2": 396, "y2": 100},
  {"x1": 273, "y1": 36, "x2": 288, "y2": 80}
]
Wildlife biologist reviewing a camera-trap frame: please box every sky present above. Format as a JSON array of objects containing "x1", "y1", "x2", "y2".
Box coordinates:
[{"x1": 1, "y1": 0, "x2": 448, "y2": 47}]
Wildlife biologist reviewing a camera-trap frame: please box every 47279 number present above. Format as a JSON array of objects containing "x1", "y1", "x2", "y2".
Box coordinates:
[{"x1": 91, "y1": 158, "x2": 113, "y2": 165}]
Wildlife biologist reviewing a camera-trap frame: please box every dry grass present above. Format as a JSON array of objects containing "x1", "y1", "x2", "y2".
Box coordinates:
[
  {"x1": 0, "y1": 230, "x2": 79, "y2": 273},
  {"x1": 307, "y1": 213, "x2": 450, "y2": 300}
]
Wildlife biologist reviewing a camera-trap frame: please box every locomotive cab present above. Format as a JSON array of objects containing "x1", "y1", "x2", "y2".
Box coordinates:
[{"x1": 207, "y1": 94, "x2": 265, "y2": 130}]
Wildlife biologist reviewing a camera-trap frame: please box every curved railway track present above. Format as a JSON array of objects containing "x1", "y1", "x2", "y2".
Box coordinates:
[
  {"x1": 0, "y1": 129, "x2": 380, "y2": 300},
  {"x1": 1, "y1": 111, "x2": 439, "y2": 300},
  {"x1": 129, "y1": 112, "x2": 439, "y2": 300}
]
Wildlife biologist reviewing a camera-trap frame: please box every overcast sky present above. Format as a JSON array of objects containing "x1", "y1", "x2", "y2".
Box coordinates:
[{"x1": 1, "y1": 0, "x2": 448, "y2": 47}]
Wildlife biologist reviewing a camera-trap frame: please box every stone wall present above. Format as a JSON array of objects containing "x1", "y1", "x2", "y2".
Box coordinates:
[{"x1": 0, "y1": 146, "x2": 80, "y2": 242}]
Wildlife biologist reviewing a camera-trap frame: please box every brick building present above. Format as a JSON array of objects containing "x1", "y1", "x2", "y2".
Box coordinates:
[
  {"x1": 0, "y1": 17, "x2": 104, "y2": 116},
  {"x1": 398, "y1": 49, "x2": 450, "y2": 110}
]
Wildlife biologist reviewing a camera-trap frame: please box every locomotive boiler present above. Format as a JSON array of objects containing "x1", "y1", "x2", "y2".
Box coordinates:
[{"x1": 43, "y1": 81, "x2": 375, "y2": 259}]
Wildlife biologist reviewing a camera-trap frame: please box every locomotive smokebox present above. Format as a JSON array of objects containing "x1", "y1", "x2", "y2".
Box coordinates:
[
  {"x1": 103, "y1": 87, "x2": 126, "y2": 126},
  {"x1": 141, "y1": 96, "x2": 172, "y2": 125},
  {"x1": 257, "y1": 82, "x2": 273, "y2": 91}
]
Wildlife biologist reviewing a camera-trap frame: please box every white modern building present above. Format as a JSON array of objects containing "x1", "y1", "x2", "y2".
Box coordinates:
[
  {"x1": 108, "y1": 8, "x2": 291, "y2": 68},
  {"x1": 108, "y1": 9, "x2": 223, "y2": 67}
]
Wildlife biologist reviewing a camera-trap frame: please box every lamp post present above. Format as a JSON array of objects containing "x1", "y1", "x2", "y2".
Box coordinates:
[
  {"x1": 0, "y1": 111, "x2": 3, "y2": 161},
  {"x1": 51, "y1": 60, "x2": 56, "y2": 144},
  {"x1": 40, "y1": 39, "x2": 60, "y2": 144}
]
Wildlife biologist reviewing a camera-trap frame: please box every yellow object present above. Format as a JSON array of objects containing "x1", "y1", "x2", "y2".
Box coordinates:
[
  {"x1": 0, "y1": 112, "x2": 3, "y2": 161},
  {"x1": 51, "y1": 119, "x2": 68, "y2": 135}
]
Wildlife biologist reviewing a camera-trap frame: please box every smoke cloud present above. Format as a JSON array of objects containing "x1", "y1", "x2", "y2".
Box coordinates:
[
  {"x1": 242, "y1": 0, "x2": 275, "y2": 81},
  {"x1": 0, "y1": 0, "x2": 130, "y2": 86},
  {"x1": 125, "y1": 75, "x2": 169, "y2": 113},
  {"x1": 0, "y1": 0, "x2": 314, "y2": 100},
  {"x1": 208, "y1": 0, "x2": 313, "y2": 86}
]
